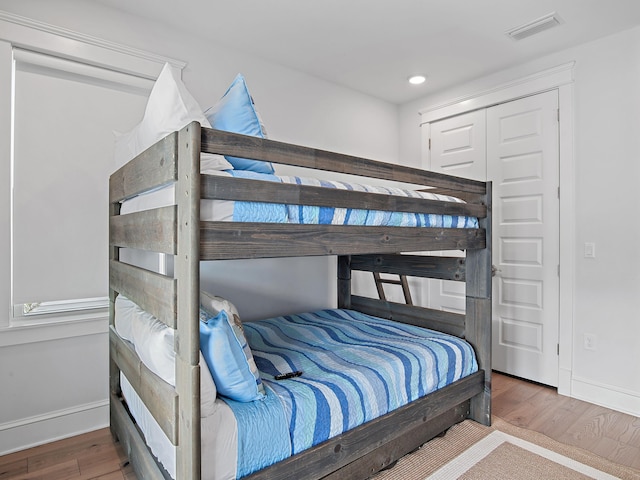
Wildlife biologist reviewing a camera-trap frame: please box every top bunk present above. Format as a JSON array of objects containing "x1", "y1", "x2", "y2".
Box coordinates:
[{"x1": 109, "y1": 122, "x2": 490, "y2": 261}]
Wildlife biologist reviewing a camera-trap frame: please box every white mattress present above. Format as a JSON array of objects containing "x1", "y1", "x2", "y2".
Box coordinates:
[{"x1": 114, "y1": 296, "x2": 239, "y2": 480}]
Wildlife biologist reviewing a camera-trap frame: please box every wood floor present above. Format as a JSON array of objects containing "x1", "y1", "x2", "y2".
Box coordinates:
[{"x1": 1, "y1": 372, "x2": 639, "y2": 479}]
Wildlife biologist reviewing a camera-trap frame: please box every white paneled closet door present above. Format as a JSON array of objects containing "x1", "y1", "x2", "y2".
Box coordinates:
[
  {"x1": 426, "y1": 90, "x2": 560, "y2": 387},
  {"x1": 428, "y1": 110, "x2": 486, "y2": 315},
  {"x1": 488, "y1": 90, "x2": 560, "y2": 387}
]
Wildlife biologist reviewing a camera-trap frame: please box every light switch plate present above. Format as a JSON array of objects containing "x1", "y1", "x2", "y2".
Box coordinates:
[{"x1": 584, "y1": 242, "x2": 596, "y2": 258}]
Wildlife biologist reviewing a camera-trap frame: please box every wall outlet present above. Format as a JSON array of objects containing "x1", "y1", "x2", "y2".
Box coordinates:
[{"x1": 583, "y1": 333, "x2": 597, "y2": 351}]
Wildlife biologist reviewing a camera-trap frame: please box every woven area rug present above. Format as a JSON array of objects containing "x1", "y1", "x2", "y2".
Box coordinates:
[{"x1": 372, "y1": 417, "x2": 640, "y2": 480}]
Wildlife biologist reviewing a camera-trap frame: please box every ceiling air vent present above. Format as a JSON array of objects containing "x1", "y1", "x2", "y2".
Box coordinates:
[{"x1": 506, "y1": 12, "x2": 562, "y2": 41}]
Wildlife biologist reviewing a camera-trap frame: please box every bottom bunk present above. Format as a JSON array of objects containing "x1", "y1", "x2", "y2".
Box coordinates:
[{"x1": 110, "y1": 295, "x2": 486, "y2": 480}]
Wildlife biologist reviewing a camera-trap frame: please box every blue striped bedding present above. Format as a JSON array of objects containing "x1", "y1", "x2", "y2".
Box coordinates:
[
  {"x1": 222, "y1": 309, "x2": 478, "y2": 477},
  {"x1": 223, "y1": 172, "x2": 479, "y2": 228}
]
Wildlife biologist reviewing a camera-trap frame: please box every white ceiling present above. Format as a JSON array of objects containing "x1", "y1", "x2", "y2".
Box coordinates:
[{"x1": 97, "y1": 0, "x2": 640, "y2": 104}]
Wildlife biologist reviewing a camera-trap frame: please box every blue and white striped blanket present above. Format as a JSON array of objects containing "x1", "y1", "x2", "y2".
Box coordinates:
[
  {"x1": 224, "y1": 172, "x2": 478, "y2": 228},
  {"x1": 278, "y1": 176, "x2": 478, "y2": 228},
  {"x1": 223, "y1": 309, "x2": 478, "y2": 477}
]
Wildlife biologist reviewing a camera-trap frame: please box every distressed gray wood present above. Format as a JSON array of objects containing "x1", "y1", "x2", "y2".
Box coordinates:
[
  {"x1": 371, "y1": 272, "x2": 413, "y2": 304},
  {"x1": 110, "y1": 206, "x2": 176, "y2": 254},
  {"x1": 464, "y1": 182, "x2": 492, "y2": 426},
  {"x1": 201, "y1": 129, "x2": 487, "y2": 195},
  {"x1": 201, "y1": 175, "x2": 486, "y2": 218},
  {"x1": 351, "y1": 295, "x2": 466, "y2": 338},
  {"x1": 109, "y1": 132, "x2": 177, "y2": 203},
  {"x1": 244, "y1": 371, "x2": 483, "y2": 480},
  {"x1": 466, "y1": 297, "x2": 492, "y2": 426},
  {"x1": 350, "y1": 254, "x2": 466, "y2": 282},
  {"x1": 108, "y1": 202, "x2": 122, "y2": 428},
  {"x1": 201, "y1": 223, "x2": 486, "y2": 260},
  {"x1": 110, "y1": 393, "x2": 169, "y2": 480},
  {"x1": 174, "y1": 122, "x2": 202, "y2": 480},
  {"x1": 109, "y1": 259, "x2": 177, "y2": 329},
  {"x1": 109, "y1": 123, "x2": 493, "y2": 480},
  {"x1": 322, "y1": 403, "x2": 470, "y2": 480},
  {"x1": 109, "y1": 327, "x2": 178, "y2": 444},
  {"x1": 337, "y1": 256, "x2": 352, "y2": 310}
]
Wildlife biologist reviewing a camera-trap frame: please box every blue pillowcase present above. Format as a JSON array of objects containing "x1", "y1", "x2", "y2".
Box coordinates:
[
  {"x1": 199, "y1": 308, "x2": 265, "y2": 402},
  {"x1": 205, "y1": 74, "x2": 274, "y2": 174}
]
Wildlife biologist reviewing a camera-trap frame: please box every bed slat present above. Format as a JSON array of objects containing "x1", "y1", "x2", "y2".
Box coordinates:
[
  {"x1": 109, "y1": 327, "x2": 178, "y2": 445},
  {"x1": 110, "y1": 206, "x2": 177, "y2": 254},
  {"x1": 322, "y1": 402, "x2": 470, "y2": 480},
  {"x1": 201, "y1": 129, "x2": 486, "y2": 195},
  {"x1": 350, "y1": 254, "x2": 466, "y2": 282},
  {"x1": 109, "y1": 132, "x2": 178, "y2": 203},
  {"x1": 109, "y1": 260, "x2": 177, "y2": 329},
  {"x1": 110, "y1": 393, "x2": 168, "y2": 480},
  {"x1": 200, "y1": 223, "x2": 486, "y2": 260},
  {"x1": 201, "y1": 175, "x2": 487, "y2": 218},
  {"x1": 351, "y1": 295, "x2": 466, "y2": 337}
]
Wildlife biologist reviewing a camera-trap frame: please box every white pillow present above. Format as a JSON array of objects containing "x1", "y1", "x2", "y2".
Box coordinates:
[
  {"x1": 114, "y1": 62, "x2": 232, "y2": 171},
  {"x1": 114, "y1": 295, "x2": 218, "y2": 412},
  {"x1": 200, "y1": 290, "x2": 240, "y2": 318}
]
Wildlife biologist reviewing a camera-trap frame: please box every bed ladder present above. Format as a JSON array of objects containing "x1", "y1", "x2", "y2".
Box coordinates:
[{"x1": 373, "y1": 272, "x2": 413, "y2": 305}]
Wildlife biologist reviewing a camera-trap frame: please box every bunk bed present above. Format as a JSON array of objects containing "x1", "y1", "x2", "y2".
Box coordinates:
[{"x1": 108, "y1": 121, "x2": 492, "y2": 480}]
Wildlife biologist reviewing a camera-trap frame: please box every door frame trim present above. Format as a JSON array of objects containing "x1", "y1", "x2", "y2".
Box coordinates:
[{"x1": 419, "y1": 62, "x2": 575, "y2": 396}]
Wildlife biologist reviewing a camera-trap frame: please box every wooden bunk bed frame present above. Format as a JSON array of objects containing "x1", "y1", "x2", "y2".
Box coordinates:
[{"x1": 108, "y1": 122, "x2": 492, "y2": 480}]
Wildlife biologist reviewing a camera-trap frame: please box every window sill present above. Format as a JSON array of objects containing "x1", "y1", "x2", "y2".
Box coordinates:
[{"x1": 0, "y1": 310, "x2": 108, "y2": 347}]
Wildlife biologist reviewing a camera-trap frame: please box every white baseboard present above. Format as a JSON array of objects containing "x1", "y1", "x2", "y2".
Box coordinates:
[
  {"x1": 571, "y1": 375, "x2": 640, "y2": 417},
  {"x1": 0, "y1": 399, "x2": 109, "y2": 455}
]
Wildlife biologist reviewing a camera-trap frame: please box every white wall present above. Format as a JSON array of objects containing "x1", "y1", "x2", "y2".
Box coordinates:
[
  {"x1": 0, "y1": 0, "x2": 400, "y2": 453},
  {"x1": 399, "y1": 26, "x2": 640, "y2": 416}
]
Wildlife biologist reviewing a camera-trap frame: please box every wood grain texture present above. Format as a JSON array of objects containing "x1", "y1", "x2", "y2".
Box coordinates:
[
  {"x1": 492, "y1": 372, "x2": 640, "y2": 470},
  {"x1": 109, "y1": 327, "x2": 178, "y2": 445},
  {"x1": 243, "y1": 372, "x2": 483, "y2": 480},
  {"x1": 201, "y1": 128, "x2": 487, "y2": 195},
  {"x1": 201, "y1": 174, "x2": 487, "y2": 218},
  {"x1": 200, "y1": 223, "x2": 486, "y2": 260},
  {"x1": 109, "y1": 132, "x2": 177, "y2": 203},
  {"x1": 109, "y1": 207, "x2": 176, "y2": 255},
  {"x1": 109, "y1": 260, "x2": 176, "y2": 329},
  {"x1": 351, "y1": 295, "x2": 466, "y2": 338},
  {"x1": 110, "y1": 393, "x2": 168, "y2": 480},
  {"x1": 174, "y1": 122, "x2": 202, "y2": 480},
  {"x1": 350, "y1": 254, "x2": 466, "y2": 282}
]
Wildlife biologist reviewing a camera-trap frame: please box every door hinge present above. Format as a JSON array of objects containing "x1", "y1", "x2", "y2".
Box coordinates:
[
  {"x1": 558, "y1": 264, "x2": 560, "y2": 277},
  {"x1": 557, "y1": 186, "x2": 560, "y2": 199},
  {"x1": 557, "y1": 109, "x2": 560, "y2": 122},
  {"x1": 428, "y1": 138, "x2": 432, "y2": 150},
  {"x1": 557, "y1": 343, "x2": 560, "y2": 355}
]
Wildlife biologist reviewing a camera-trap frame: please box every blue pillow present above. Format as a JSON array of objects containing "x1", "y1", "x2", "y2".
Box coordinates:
[
  {"x1": 205, "y1": 74, "x2": 274, "y2": 174},
  {"x1": 199, "y1": 308, "x2": 265, "y2": 402}
]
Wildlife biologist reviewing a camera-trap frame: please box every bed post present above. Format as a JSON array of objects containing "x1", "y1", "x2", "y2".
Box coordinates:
[
  {"x1": 465, "y1": 181, "x2": 492, "y2": 426},
  {"x1": 337, "y1": 255, "x2": 352, "y2": 309},
  {"x1": 108, "y1": 201, "x2": 122, "y2": 441},
  {"x1": 175, "y1": 121, "x2": 202, "y2": 479}
]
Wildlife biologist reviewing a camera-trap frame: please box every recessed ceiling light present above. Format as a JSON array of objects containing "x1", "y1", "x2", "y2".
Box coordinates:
[{"x1": 408, "y1": 75, "x2": 427, "y2": 85}]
